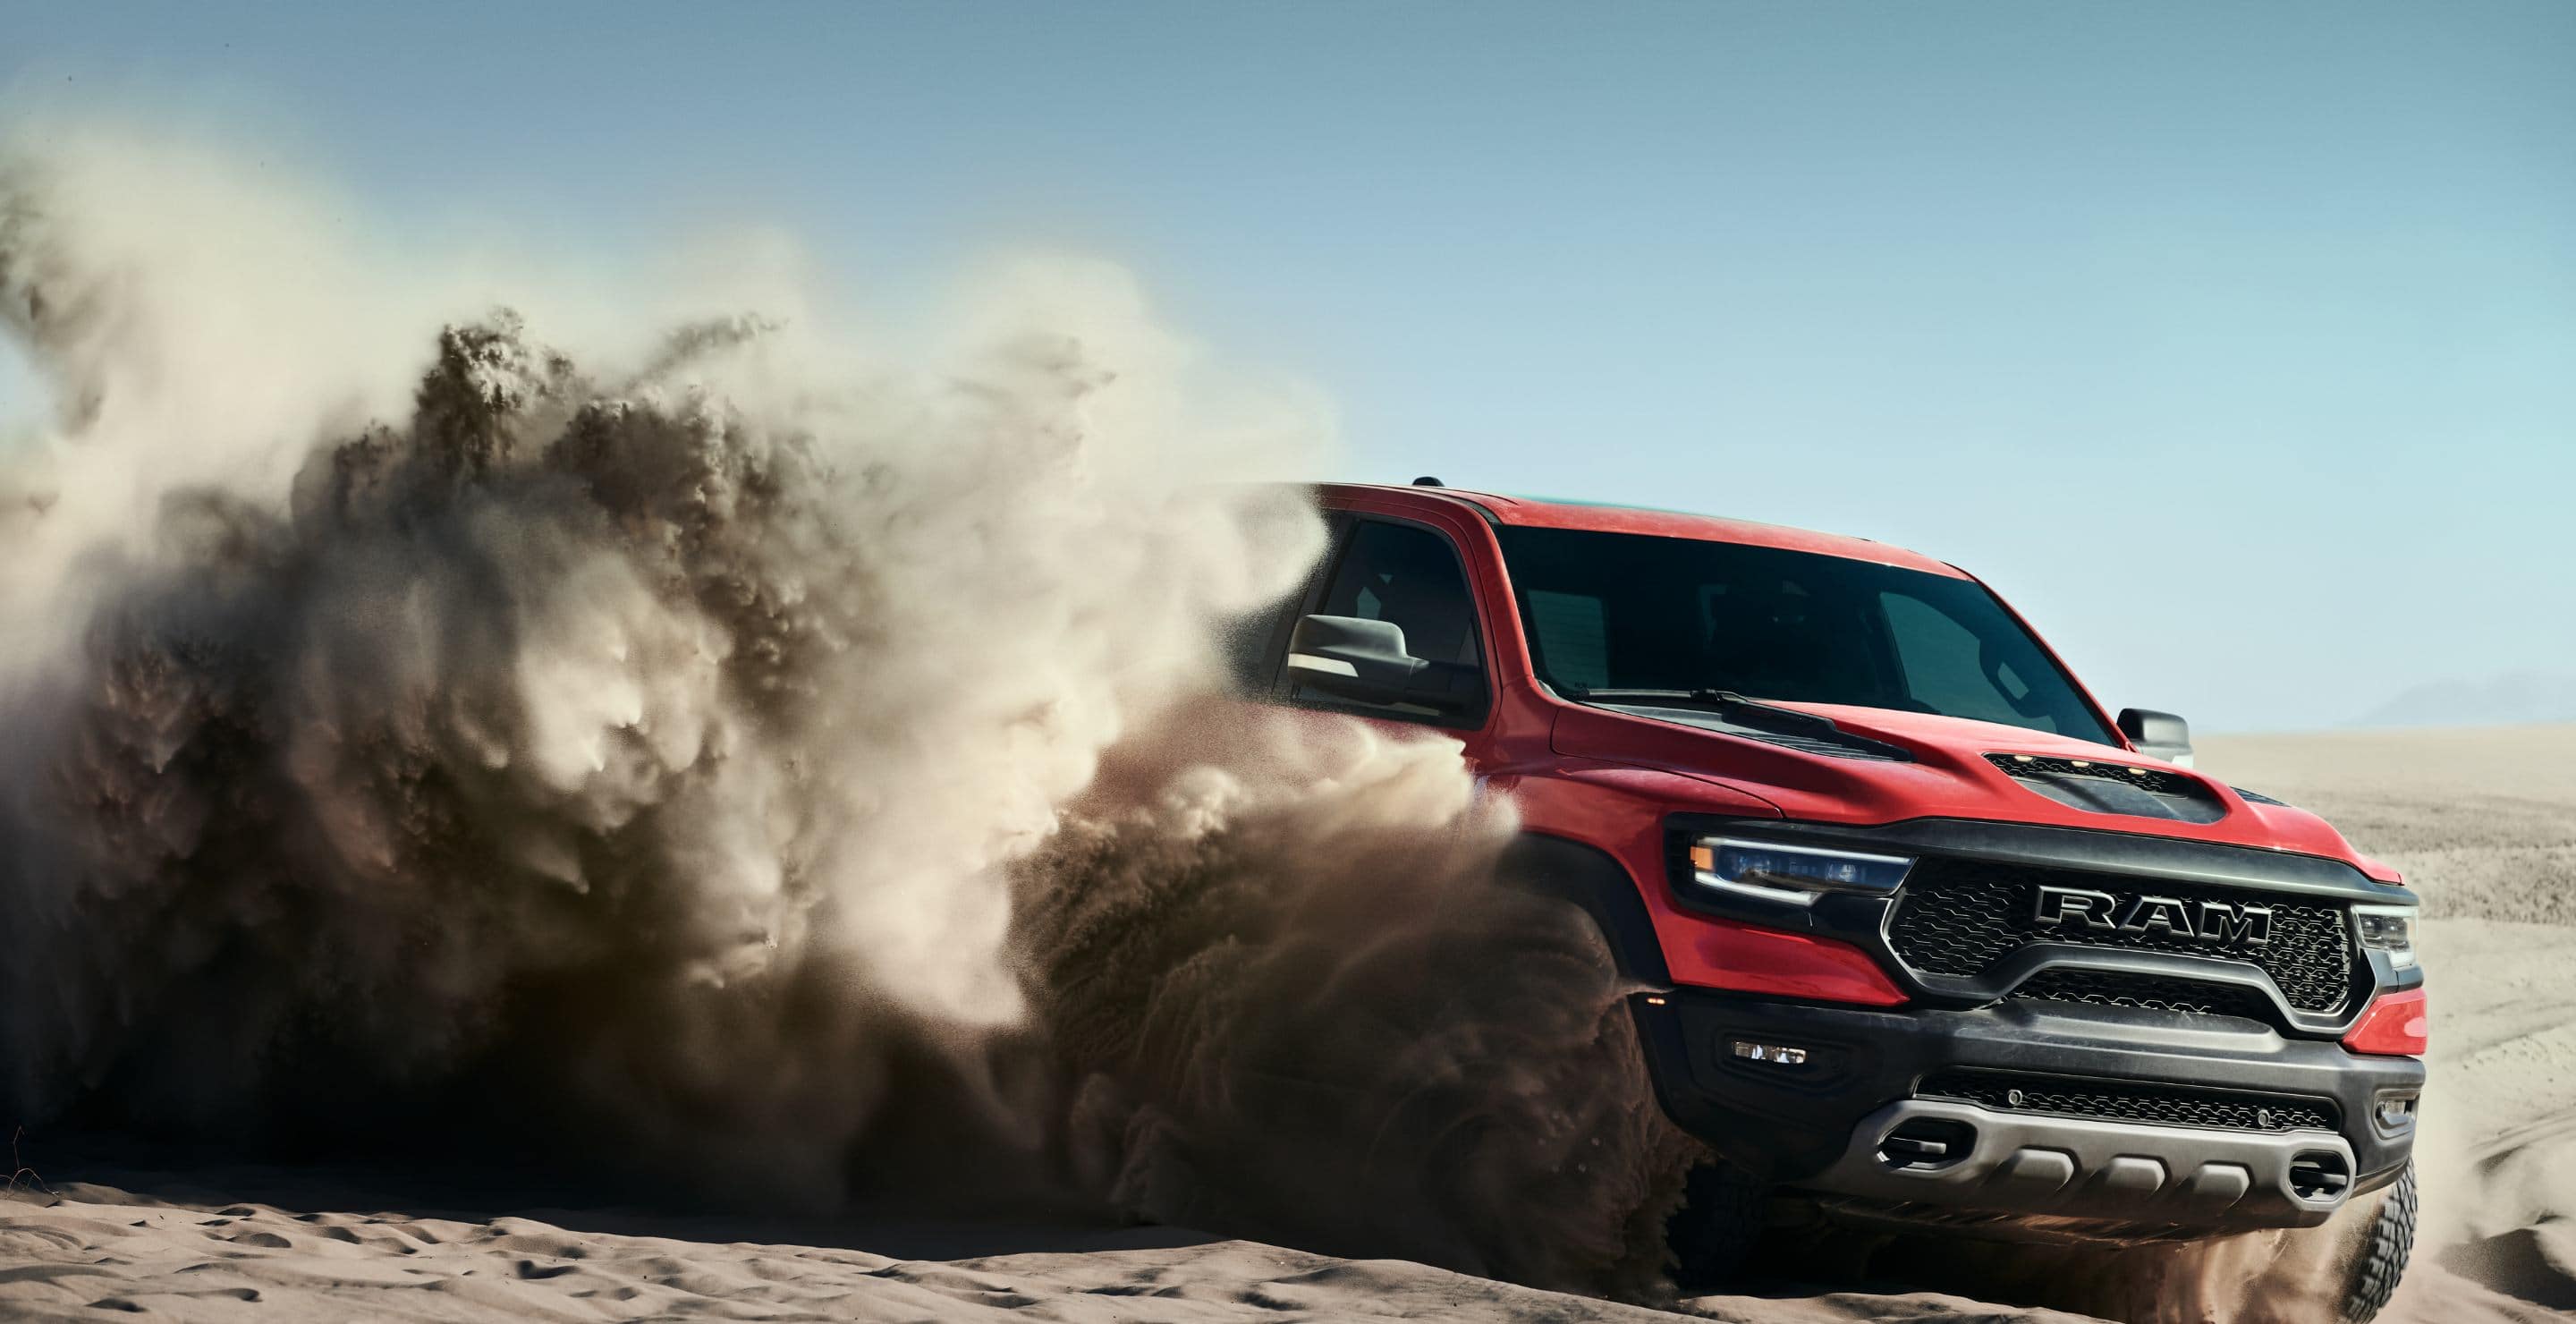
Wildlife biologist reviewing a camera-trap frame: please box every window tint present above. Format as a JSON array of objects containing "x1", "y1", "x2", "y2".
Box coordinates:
[
  {"x1": 1525, "y1": 590, "x2": 1610, "y2": 692},
  {"x1": 1497, "y1": 526, "x2": 2112, "y2": 743},
  {"x1": 1297, "y1": 520, "x2": 1487, "y2": 720},
  {"x1": 1877, "y1": 591, "x2": 2027, "y2": 726},
  {"x1": 1699, "y1": 577, "x2": 1883, "y2": 705}
]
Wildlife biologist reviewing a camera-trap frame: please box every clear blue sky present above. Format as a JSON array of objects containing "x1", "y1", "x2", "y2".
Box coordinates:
[{"x1": 4, "y1": 1, "x2": 2571, "y2": 731}]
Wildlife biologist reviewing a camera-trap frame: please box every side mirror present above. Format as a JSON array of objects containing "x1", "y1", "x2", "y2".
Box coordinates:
[
  {"x1": 1285, "y1": 615, "x2": 1474, "y2": 714},
  {"x1": 2117, "y1": 708, "x2": 2193, "y2": 767}
]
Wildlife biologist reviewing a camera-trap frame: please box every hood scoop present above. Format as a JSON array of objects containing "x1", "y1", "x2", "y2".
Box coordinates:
[{"x1": 1986, "y1": 753, "x2": 2226, "y2": 824}]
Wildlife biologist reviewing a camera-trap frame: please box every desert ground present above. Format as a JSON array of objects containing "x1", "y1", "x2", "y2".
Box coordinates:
[{"x1": 4, "y1": 724, "x2": 2571, "y2": 1324}]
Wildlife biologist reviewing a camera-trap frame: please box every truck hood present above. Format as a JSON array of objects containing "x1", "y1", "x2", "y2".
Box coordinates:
[{"x1": 1547, "y1": 698, "x2": 2396, "y2": 878}]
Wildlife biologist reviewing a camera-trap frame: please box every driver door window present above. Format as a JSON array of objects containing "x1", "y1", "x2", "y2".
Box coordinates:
[{"x1": 1292, "y1": 520, "x2": 1488, "y2": 725}]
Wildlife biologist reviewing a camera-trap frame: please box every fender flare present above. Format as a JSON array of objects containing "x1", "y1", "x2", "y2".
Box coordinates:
[{"x1": 1498, "y1": 831, "x2": 1671, "y2": 987}]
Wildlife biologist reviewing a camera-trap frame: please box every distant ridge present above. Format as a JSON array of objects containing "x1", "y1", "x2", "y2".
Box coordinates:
[{"x1": 2354, "y1": 672, "x2": 2576, "y2": 729}]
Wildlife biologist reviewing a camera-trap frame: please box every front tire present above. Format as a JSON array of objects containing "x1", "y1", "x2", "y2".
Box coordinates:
[
  {"x1": 1665, "y1": 1159, "x2": 1767, "y2": 1289},
  {"x1": 2338, "y1": 1160, "x2": 2417, "y2": 1322}
]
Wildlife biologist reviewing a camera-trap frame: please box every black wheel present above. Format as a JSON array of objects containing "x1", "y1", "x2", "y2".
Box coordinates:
[
  {"x1": 2341, "y1": 1160, "x2": 2417, "y2": 1322},
  {"x1": 1665, "y1": 1159, "x2": 1767, "y2": 1289}
]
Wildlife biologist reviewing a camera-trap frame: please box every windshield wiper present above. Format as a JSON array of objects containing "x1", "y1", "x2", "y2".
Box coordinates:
[
  {"x1": 1559, "y1": 687, "x2": 1840, "y2": 735},
  {"x1": 1559, "y1": 685, "x2": 1913, "y2": 762}
]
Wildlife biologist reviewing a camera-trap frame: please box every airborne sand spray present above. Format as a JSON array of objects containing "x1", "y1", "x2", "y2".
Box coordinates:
[
  {"x1": 1023, "y1": 708, "x2": 1698, "y2": 1294},
  {"x1": 0, "y1": 124, "x2": 1695, "y2": 1289}
]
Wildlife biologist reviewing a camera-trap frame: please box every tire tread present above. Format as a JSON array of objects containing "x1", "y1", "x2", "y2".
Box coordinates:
[{"x1": 2342, "y1": 1160, "x2": 2417, "y2": 1322}]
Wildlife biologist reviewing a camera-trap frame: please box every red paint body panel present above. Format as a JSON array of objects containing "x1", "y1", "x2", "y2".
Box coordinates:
[{"x1": 1316, "y1": 482, "x2": 2408, "y2": 997}]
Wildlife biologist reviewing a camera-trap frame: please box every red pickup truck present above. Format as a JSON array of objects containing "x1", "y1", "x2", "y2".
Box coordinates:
[{"x1": 1233, "y1": 480, "x2": 2424, "y2": 1320}]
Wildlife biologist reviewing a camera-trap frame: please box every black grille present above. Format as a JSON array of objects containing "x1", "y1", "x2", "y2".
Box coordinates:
[
  {"x1": 2009, "y1": 969, "x2": 2279, "y2": 1022},
  {"x1": 1919, "y1": 1071, "x2": 2338, "y2": 1133},
  {"x1": 1886, "y1": 858, "x2": 2356, "y2": 1014}
]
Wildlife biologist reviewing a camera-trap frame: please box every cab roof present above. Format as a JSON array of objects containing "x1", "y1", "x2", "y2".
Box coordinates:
[{"x1": 1325, "y1": 483, "x2": 1970, "y2": 580}]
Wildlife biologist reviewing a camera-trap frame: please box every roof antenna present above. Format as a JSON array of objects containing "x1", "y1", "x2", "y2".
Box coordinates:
[{"x1": 1411, "y1": 475, "x2": 1444, "y2": 487}]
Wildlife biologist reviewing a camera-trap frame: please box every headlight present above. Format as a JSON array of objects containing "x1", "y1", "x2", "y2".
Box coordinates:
[
  {"x1": 2354, "y1": 905, "x2": 2418, "y2": 970},
  {"x1": 1686, "y1": 836, "x2": 1915, "y2": 907}
]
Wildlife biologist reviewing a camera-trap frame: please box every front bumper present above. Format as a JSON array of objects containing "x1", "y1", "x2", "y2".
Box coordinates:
[
  {"x1": 1810, "y1": 1099, "x2": 2353, "y2": 1227},
  {"x1": 1635, "y1": 989, "x2": 2422, "y2": 1230}
]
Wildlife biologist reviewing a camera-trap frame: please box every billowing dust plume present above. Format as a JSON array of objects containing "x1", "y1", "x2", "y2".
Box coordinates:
[
  {"x1": 1025, "y1": 709, "x2": 1696, "y2": 1293},
  {"x1": 0, "y1": 123, "x2": 1693, "y2": 1291}
]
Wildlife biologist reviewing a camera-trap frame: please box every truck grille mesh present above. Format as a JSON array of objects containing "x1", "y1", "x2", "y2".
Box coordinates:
[
  {"x1": 1918, "y1": 1071, "x2": 2338, "y2": 1134},
  {"x1": 2009, "y1": 969, "x2": 2279, "y2": 1022},
  {"x1": 1886, "y1": 858, "x2": 2356, "y2": 1014}
]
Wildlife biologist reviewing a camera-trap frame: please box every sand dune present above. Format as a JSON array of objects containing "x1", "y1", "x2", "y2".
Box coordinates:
[
  {"x1": 6, "y1": 724, "x2": 2573, "y2": 1322},
  {"x1": 1, "y1": 1170, "x2": 2097, "y2": 1322}
]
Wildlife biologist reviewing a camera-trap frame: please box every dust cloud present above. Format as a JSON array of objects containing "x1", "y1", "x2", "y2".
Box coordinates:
[
  {"x1": 0, "y1": 120, "x2": 1691, "y2": 1294},
  {"x1": 1025, "y1": 709, "x2": 1696, "y2": 1293}
]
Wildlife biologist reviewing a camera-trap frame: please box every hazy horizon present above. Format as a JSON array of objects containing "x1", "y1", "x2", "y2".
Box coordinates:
[{"x1": 4, "y1": 1, "x2": 2569, "y2": 733}]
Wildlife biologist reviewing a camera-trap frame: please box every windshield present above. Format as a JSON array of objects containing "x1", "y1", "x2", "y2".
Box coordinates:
[{"x1": 1496, "y1": 526, "x2": 2116, "y2": 743}]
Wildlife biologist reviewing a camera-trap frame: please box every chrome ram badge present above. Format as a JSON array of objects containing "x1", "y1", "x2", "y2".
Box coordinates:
[{"x1": 2032, "y1": 884, "x2": 2275, "y2": 948}]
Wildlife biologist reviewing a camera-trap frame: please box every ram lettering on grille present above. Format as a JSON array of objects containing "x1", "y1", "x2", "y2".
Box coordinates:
[{"x1": 2032, "y1": 884, "x2": 2274, "y2": 949}]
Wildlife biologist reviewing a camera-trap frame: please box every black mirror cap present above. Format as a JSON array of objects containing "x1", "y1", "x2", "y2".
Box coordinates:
[
  {"x1": 1285, "y1": 614, "x2": 1474, "y2": 715},
  {"x1": 2117, "y1": 708, "x2": 2193, "y2": 763},
  {"x1": 1289, "y1": 614, "x2": 1414, "y2": 668}
]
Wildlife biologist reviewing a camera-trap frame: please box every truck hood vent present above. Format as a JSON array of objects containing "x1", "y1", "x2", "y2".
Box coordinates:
[{"x1": 1986, "y1": 752, "x2": 2226, "y2": 825}]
